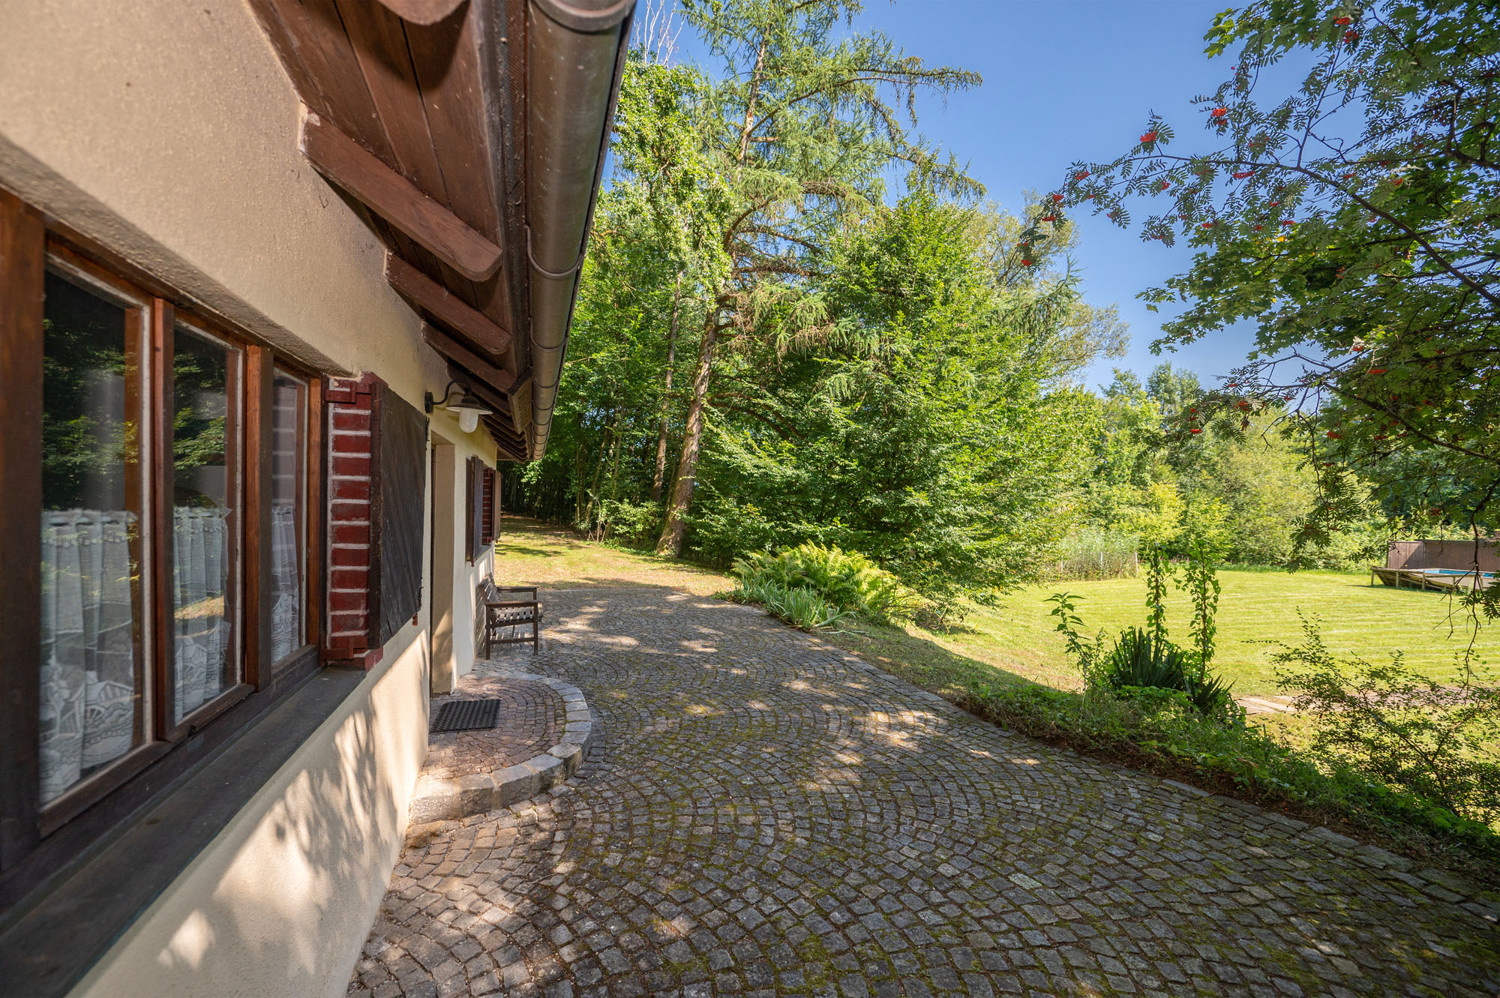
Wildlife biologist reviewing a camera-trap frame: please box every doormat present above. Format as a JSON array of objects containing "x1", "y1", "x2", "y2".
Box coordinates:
[{"x1": 431, "y1": 699, "x2": 502, "y2": 733}]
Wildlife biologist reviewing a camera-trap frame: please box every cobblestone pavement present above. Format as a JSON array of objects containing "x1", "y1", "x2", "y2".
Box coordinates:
[
  {"x1": 426, "y1": 676, "x2": 565, "y2": 781},
  {"x1": 351, "y1": 587, "x2": 1500, "y2": 998}
]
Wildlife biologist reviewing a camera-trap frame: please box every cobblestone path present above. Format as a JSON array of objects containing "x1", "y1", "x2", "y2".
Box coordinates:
[{"x1": 351, "y1": 587, "x2": 1500, "y2": 998}]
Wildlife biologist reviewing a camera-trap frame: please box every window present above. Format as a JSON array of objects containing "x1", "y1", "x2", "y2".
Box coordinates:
[
  {"x1": 170, "y1": 321, "x2": 243, "y2": 723},
  {"x1": 481, "y1": 466, "x2": 498, "y2": 546},
  {"x1": 38, "y1": 267, "x2": 149, "y2": 806},
  {"x1": 269, "y1": 370, "x2": 307, "y2": 665},
  {"x1": 465, "y1": 456, "x2": 489, "y2": 562},
  {"x1": 0, "y1": 194, "x2": 325, "y2": 889}
]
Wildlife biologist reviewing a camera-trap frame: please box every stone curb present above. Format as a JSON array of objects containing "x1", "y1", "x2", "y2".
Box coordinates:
[{"x1": 409, "y1": 671, "x2": 595, "y2": 825}]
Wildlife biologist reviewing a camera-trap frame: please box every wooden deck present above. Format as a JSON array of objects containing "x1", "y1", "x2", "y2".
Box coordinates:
[{"x1": 1370, "y1": 566, "x2": 1495, "y2": 592}]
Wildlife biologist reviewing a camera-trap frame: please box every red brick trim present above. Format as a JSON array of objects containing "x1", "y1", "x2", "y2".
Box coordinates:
[{"x1": 323, "y1": 373, "x2": 382, "y2": 668}]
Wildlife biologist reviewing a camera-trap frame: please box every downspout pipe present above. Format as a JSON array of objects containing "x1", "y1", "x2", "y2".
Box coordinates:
[{"x1": 525, "y1": 0, "x2": 634, "y2": 457}]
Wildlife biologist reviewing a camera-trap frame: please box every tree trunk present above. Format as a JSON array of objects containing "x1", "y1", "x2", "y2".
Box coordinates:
[
  {"x1": 573, "y1": 443, "x2": 588, "y2": 524},
  {"x1": 656, "y1": 313, "x2": 719, "y2": 556},
  {"x1": 651, "y1": 273, "x2": 683, "y2": 503}
]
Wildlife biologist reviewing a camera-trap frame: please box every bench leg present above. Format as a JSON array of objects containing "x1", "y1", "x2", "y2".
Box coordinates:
[
  {"x1": 531, "y1": 616, "x2": 538, "y2": 655},
  {"x1": 484, "y1": 615, "x2": 491, "y2": 659}
]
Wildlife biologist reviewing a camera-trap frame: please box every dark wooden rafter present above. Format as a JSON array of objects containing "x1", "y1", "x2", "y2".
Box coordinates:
[
  {"x1": 421, "y1": 321, "x2": 516, "y2": 391},
  {"x1": 483, "y1": 417, "x2": 528, "y2": 461},
  {"x1": 389, "y1": 257, "x2": 511, "y2": 360},
  {"x1": 249, "y1": 0, "x2": 513, "y2": 320},
  {"x1": 444, "y1": 361, "x2": 512, "y2": 416},
  {"x1": 300, "y1": 113, "x2": 502, "y2": 281},
  {"x1": 248, "y1": 0, "x2": 623, "y2": 457},
  {"x1": 482, "y1": 416, "x2": 526, "y2": 452}
]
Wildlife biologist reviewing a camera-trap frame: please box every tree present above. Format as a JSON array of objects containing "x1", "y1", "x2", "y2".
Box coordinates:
[
  {"x1": 652, "y1": 0, "x2": 981, "y2": 554},
  {"x1": 1042, "y1": 0, "x2": 1498, "y2": 582},
  {"x1": 690, "y1": 192, "x2": 1102, "y2": 609}
]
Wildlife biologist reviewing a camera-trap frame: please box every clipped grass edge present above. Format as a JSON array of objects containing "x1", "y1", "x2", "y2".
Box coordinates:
[{"x1": 956, "y1": 682, "x2": 1500, "y2": 893}]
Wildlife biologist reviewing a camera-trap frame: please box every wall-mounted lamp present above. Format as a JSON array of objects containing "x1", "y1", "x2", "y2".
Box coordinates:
[{"x1": 424, "y1": 380, "x2": 493, "y2": 434}]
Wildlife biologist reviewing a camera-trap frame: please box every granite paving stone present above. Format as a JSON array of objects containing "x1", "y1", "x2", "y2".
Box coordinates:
[{"x1": 349, "y1": 587, "x2": 1500, "y2": 997}]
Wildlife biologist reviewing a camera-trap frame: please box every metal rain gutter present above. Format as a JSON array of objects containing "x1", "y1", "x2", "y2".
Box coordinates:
[{"x1": 524, "y1": 0, "x2": 634, "y2": 457}]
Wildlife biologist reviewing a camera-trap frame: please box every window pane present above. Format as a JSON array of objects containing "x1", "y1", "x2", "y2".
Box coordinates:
[
  {"x1": 40, "y1": 271, "x2": 145, "y2": 804},
  {"x1": 269, "y1": 371, "x2": 307, "y2": 664},
  {"x1": 172, "y1": 325, "x2": 241, "y2": 721}
]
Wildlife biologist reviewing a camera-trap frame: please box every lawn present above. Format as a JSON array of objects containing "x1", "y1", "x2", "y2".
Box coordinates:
[
  {"x1": 922, "y1": 568, "x2": 1497, "y2": 696},
  {"x1": 493, "y1": 516, "x2": 732, "y2": 596},
  {"x1": 494, "y1": 518, "x2": 1497, "y2": 702}
]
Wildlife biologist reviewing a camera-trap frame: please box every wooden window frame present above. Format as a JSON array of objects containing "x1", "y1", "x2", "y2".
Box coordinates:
[
  {"x1": 0, "y1": 194, "x2": 327, "y2": 905},
  {"x1": 263, "y1": 365, "x2": 318, "y2": 676}
]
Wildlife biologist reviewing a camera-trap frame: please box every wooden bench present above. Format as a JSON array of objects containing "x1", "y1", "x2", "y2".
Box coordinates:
[{"x1": 479, "y1": 579, "x2": 543, "y2": 656}]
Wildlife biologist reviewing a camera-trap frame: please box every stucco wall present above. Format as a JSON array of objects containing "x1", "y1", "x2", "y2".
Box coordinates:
[
  {"x1": 0, "y1": 0, "x2": 506, "y2": 993},
  {"x1": 70, "y1": 623, "x2": 432, "y2": 998},
  {"x1": 441, "y1": 425, "x2": 495, "y2": 683}
]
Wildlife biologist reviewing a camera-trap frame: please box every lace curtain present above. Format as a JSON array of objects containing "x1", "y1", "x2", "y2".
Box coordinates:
[
  {"x1": 269, "y1": 503, "x2": 300, "y2": 663},
  {"x1": 172, "y1": 507, "x2": 230, "y2": 721},
  {"x1": 39, "y1": 511, "x2": 137, "y2": 804}
]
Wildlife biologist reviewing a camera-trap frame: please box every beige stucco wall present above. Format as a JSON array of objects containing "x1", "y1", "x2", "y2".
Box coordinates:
[
  {"x1": 70, "y1": 623, "x2": 432, "y2": 998},
  {"x1": 442, "y1": 425, "x2": 495, "y2": 684},
  {"x1": 430, "y1": 423, "x2": 496, "y2": 695},
  {"x1": 0, "y1": 0, "x2": 506, "y2": 993}
]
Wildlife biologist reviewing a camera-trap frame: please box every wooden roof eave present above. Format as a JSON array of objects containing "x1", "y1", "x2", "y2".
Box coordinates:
[{"x1": 250, "y1": 0, "x2": 526, "y2": 405}]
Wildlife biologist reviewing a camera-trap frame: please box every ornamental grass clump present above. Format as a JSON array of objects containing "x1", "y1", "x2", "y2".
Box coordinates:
[{"x1": 732, "y1": 543, "x2": 922, "y2": 626}]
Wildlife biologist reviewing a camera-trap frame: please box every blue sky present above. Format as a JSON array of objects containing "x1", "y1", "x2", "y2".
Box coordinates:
[
  {"x1": 849, "y1": 0, "x2": 1258, "y2": 390},
  {"x1": 655, "y1": 0, "x2": 1269, "y2": 390}
]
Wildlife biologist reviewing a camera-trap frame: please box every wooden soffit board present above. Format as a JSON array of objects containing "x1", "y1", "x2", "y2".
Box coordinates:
[
  {"x1": 250, "y1": 0, "x2": 521, "y2": 373},
  {"x1": 374, "y1": 0, "x2": 466, "y2": 25}
]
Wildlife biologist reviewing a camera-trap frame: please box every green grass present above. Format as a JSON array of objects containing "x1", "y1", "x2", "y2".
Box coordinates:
[
  {"x1": 860, "y1": 569, "x2": 1497, "y2": 698},
  {"x1": 494, "y1": 519, "x2": 1495, "y2": 700},
  {"x1": 493, "y1": 516, "x2": 733, "y2": 595}
]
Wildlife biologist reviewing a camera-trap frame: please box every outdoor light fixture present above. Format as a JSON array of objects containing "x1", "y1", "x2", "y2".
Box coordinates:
[{"x1": 424, "y1": 381, "x2": 493, "y2": 434}]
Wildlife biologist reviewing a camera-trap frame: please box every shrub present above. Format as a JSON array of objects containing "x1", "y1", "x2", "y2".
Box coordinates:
[
  {"x1": 1098, "y1": 627, "x2": 1240, "y2": 723},
  {"x1": 1053, "y1": 527, "x2": 1140, "y2": 579},
  {"x1": 596, "y1": 499, "x2": 663, "y2": 547},
  {"x1": 1274, "y1": 615, "x2": 1500, "y2": 826},
  {"x1": 1048, "y1": 571, "x2": 1238, "y2": 723},
  {"x1": 732, "y1": 543, "x2": 922, "y2": 624}
]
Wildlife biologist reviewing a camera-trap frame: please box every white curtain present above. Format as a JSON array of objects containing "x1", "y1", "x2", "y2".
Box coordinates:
[
  {"x1": 40, "y1": 510, "x2": 137, "y2": 804},
  {"x1": 269, "y1": 503, "x2": 300, "y2": 663},
  {"x1": 173, "y1": 507, "x2": 230, "y2": 721}
]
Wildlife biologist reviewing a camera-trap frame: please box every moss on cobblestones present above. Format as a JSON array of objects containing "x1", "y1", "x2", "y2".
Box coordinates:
[{"x1": 350, "y1": 585, "x2": 1500, "y2": 998}]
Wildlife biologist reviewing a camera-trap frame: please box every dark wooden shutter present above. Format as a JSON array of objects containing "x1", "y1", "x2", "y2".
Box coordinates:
[
  {"x1": 480, "y1": 467, "x2": 496, "y2": 545},
  {"x1": 370, "y1": 384, "x2": 427, "y2": 646},
  {"x1": 491, "y1": 469, "x2": 502, "y2": 540},
  {"x1": 465, "y1": 456, "x2": 485, "y2": 563}
]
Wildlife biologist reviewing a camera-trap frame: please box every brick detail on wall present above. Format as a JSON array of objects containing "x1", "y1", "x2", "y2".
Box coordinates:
[{"x1": 324, "y1": 373, "x2": 383, "y2": 669}]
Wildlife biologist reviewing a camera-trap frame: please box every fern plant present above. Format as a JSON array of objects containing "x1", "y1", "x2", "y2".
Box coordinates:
[{"x1": 732, "y1": 543, "x2": 921, "y2": 624}]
